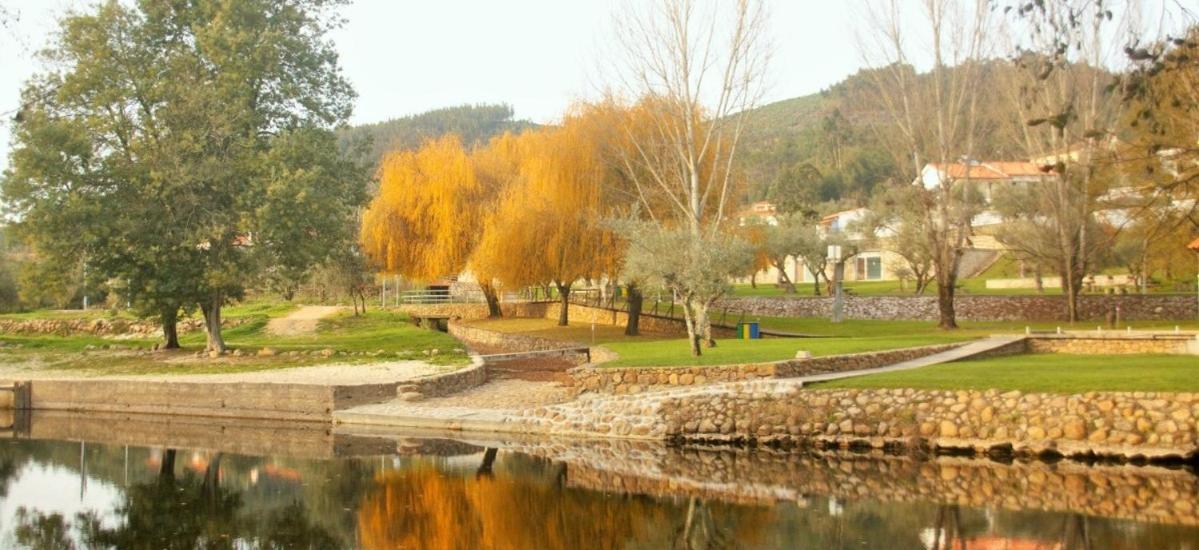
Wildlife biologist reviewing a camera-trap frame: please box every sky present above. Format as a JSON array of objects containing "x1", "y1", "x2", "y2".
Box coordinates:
[{"x1": 0, "y1": 0, "x2": 872, "y2": 169}]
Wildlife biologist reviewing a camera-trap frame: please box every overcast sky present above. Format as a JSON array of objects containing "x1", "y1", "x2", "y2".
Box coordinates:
[{"x1": 0, "y1": 0, "x2": 882, "y2": 168}]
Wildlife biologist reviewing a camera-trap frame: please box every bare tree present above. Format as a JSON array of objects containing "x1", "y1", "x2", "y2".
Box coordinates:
[
  {"x1": 996, "y1": 1, "x2": 1137, "y2": 321},
  {"x1": 608, "y1": 0, "x2": 769, "y2": 355},
  {"x1": 856, "y1": 0, "x2": 992, "y2": 329}
]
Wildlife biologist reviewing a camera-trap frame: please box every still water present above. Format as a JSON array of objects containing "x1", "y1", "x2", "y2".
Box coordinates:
[{"x1": 0, "y1": 416, "x2": 1197, "y2": 549}]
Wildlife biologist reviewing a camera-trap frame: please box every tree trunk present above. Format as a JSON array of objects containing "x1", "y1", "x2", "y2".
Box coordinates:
[
  {"x1": 812, "y1": 270, "x2": 822, "y2": 296},
  {"x1": 476, "y1": 448, "x2": 498, "y2": 479},
  {"x1": 555, "y1": 283, "x2": 571, "y2": 326},
  {"x1": 201, "y1": 295, "x2": 227, "y2": 353},
  {"x1": 625, "y1": 284, "x2": 643, "y2": 336},
  {"x1": 749, "y1": 273, "x2": 757, "y2": 289},
  {"x1": 683, "y1": 300, "x2": 702, "y2": 357},
  {"x1": 481, "y1": 282, "x2": 503, "y2": 318},
  {"x1": 937, "y1": 279, "x2": 958, "y2": 329},
  {"x1": 700, "y1": 303, "x2": 716, "y2": 348},
  {"x1": 774, "y1": 260, "x2": 796, "y2": 293},
  {"x1": 161, "y1": 306, "x2": 180, "y2": 350},
  {"x1": 159, "y1": 449, "x2": 176, "y2": 481}
]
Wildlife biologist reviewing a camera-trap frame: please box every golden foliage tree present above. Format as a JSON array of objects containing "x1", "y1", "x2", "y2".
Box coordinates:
[
  {"x1": 360, "y1": 135, "x2": 504, "y2": 312},
  {"x1": 470, "y1": 121, "x2": 624, "y2": 326}
]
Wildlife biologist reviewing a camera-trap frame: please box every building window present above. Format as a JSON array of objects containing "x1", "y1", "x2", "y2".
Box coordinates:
[{"x1": 867, "y1": 256, "x2": 882, "y2": 280}]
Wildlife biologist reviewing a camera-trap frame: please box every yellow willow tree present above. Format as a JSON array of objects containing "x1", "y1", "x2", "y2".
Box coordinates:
[
  {"x1": 471, "y1": 123, "x2": 623, "y2": 326},
  {"x1": 359, "y1": 135, "x2": 503, "y2": 315}
]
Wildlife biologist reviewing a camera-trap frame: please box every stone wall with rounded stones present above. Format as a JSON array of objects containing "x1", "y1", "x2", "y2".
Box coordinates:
[
  {"x1": 664, "y1": 388, "x2": 1199, "y2": 458},
  {"x1": 1027, "y1": 335, "x2": 1195, "y2": 354},
  {"x1": 717, "y1": 294, "x2": 1197, "y2": 322},
  {"x1": 568, "y1": 343, "x2": 965, "y2": 394},
  {"x1": 517, "y1": 382, "x2": 1199, "y2": 459},
  {"x1": 0, "y1": 317, "x2": 245, "y2": 337}
]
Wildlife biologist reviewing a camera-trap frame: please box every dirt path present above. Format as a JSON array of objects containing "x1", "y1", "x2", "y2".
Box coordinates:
[{"x1": 265, "y1": 305, "x2": 346, "y2": 337}]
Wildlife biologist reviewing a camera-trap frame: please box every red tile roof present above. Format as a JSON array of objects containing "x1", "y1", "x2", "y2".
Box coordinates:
[{"x1": 931, "y1": 161, "x2": 1047, "y2": 180}]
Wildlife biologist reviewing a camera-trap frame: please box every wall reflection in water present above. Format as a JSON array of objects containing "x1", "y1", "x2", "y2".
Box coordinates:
[{"x1": 0, "y1": 434, "x2": 1195, "y2": 549}]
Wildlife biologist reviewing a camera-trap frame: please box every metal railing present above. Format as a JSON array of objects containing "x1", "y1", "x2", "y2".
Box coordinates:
[{"x1": 398, "y1": 289, "x2": 486, "y2": 305}]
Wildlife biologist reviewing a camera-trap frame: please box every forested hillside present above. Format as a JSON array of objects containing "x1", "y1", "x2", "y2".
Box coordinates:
[
  {"x1": 340, "y1": 103, "x2": 534, "y2": 166},
  {"x1": 737, "y1": 60, "x2": 1100, "y2": 213}
]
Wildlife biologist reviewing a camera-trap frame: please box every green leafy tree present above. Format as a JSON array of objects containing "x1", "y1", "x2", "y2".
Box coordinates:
[{"x1": 3, "y1": 1, "x2": 365, "y2": 352}]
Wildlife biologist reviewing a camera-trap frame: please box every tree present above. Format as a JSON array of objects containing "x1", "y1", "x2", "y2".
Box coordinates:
[
  {"x1": 864, "y1": 185, "x2": 954, "y2": 295},
  {"x1": 621, "y1": 223, "x2": 754, "y2": 353},
  {"x1": 606, "y1": 0, "x2": 769, "y2": 355},
  {"x1": 360, "y1": 135, "x2": 503, "y2": 315},
  {"x1": 748, "y1": 214, "x2": 817, "y2": 294},
  {"x1": 3, "y1": 0, "x2": 364, "y2": 353},
  {"x1": 857, "y1": 0, "x2": 992, "y2": 329},
  {"x1": 998, "y1": 0, "x2": 1131, "y2": 321},
  {"x1": 1120, "y1": 24, "x2": 1199, "y2": 228},
  {"x1": 470, "y1": 122, "x2": 623, "y2": 326}
]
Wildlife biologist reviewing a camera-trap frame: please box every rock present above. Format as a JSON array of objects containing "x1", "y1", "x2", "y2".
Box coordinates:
[
  {"x1": 1063, "y1": 418, "x2": 1087, "y2": 440},
  {"x1": 208, "y1": 350, "x2": 222, "y2": 359},
  {"x1": 258, "y1": 347, "x2": 277, "y2": 357},
  {"x1": 939, "y1": 421, "x2": 958, "y2": 438},
  {"x1": 919, "y1": 422, "x2": 936, "y2": 437},
  {"x1": 399, "y1": 392, "x2": 424, "y2": 402},
  {"x1": 1027, "y1": 426, "x2": 1047, "y2": 439},
  {"x1": 320, "y1": 348, "x2": 336, "y2": 358},
  {"x1": 794, "y1": 350, "x2": 812, "y2": 359},
  {"x1": 698, "y1": 419, "x2": 717, "y2": 433}
]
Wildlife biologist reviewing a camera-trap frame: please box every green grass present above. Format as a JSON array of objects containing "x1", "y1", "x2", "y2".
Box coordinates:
[
  {"x1": 0, "y1": 307, "x2": 470, "y2": 376},
  {"x1": 599, "y1": 334, "x2": 972, "y2": 368},
  {"x1": 466, "y1": 316, "x2": 1199, "y2": 369},
  {"x1": 815, "y1": 353, "x2": 1199, "y2": 393}
]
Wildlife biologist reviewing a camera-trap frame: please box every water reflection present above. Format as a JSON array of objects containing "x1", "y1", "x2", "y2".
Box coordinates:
[{"x1": 0, "y1": 419, "x2": 1194, "y2": 549}]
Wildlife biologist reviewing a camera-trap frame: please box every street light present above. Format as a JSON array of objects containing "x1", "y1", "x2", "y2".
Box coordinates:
[{"x1": 828, "y1": 244, "x2": 845, "y2": 323}]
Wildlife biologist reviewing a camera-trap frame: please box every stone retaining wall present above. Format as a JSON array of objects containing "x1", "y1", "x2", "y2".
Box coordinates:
[
  {"x1": 520, "y1": 382, "x2": 1199, "y2": 458},
  {"x1": 717, "y1": 294, "x2": 1197, "y2": 322},
  {"x1": 398, "y1": 356, "x2": 489, "y2": 399},
  {"x1": 1028, "y1": 334, "x2": 1196, "y2": 354},
  {"x1": 399, "y1": 302, "x2": 730, "y2": 337},
  {"x1": 447, "y1": 321, "x2": 576, "y2": 353},
  {"x1": 18, "y1": 379, "x2": 398, "y2": 421},
  {"x1": 569, "y1": 343, "x2": 963, "y2": 394}
]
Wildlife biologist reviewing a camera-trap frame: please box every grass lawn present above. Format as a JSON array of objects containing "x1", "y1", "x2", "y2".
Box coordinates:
[
  {"x1": 815, "y1": 353, "x2": 1199, "y2": 393},
  {"x1": 464, "y1": 316, "x2": 1199, "y2": 369},
  {"x1": 0, "y1": 308, "x2": 470, "y2": 376},
  {"x1": 600, "y1": 334, "x2": 973, "y2": 368}
]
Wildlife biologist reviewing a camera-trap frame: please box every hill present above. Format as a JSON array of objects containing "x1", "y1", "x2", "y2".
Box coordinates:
[{"x1": 339, "y1": 103, "x2": 534, "y2": 166}]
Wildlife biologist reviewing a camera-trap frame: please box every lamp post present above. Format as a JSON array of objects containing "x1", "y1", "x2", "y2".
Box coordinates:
[{"x1": 829, "y1": 244, "x2": 845, "y2": 323}]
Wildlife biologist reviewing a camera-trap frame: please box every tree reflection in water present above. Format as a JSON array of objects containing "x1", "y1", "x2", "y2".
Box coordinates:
[
  {"x1": 356, "y1": 451, "x2": 772, "y2": 549},
  {"x1": 10, "y1": 447, "x2": 340, "y2": 550}
]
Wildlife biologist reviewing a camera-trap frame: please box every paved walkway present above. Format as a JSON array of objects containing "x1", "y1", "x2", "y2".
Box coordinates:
[{"x1": 788, "y1": 335, "x2": 1026, "y2": 385}]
